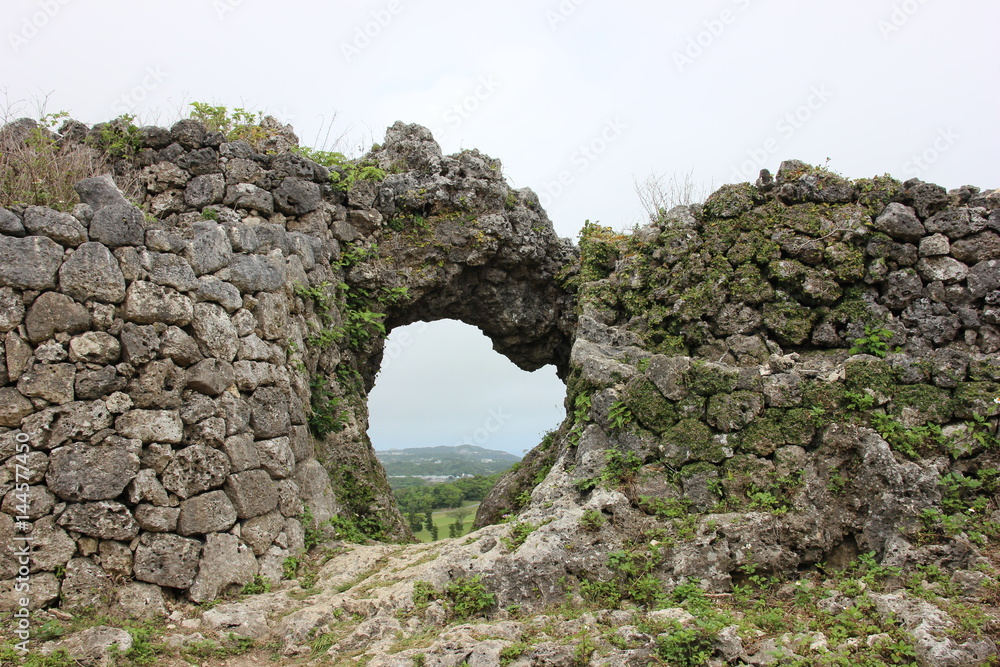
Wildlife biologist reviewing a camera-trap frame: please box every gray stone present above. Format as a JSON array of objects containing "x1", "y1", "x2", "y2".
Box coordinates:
[
  {"x1": 115, "y1": 409, "x2": 183, "y2": 444},
  {"x1": 127, "y1": 468, "x2": 170, "y2": 506},
  {"x1": 28, "y1": 516, "x2": 76, "y2": 572},
  {"x1": 25, "y1": 291, "x2": 90, "y2": 343},
  {"x1": 143, "y1": 161, "x2": 189, "y2": 193},
  {"x1": 20, "y1": 400, "x2": 113, "y2": 450},
  {"x1": 68, "y1": 331, "x2": 121, "y2": 364},
  {"x1": 191, "y1": 302, "x2": 239, "y2": 361},
  {"x1": 195, "y1": 275, "x2": 243, "y2": 312},
  {"x1": 762, "y1": 373, "x2": 802, "y2": 407},
  {"x1": 74, "y1": 366, "x2": 125, "y2": 400},
  {"x1": 185, "y1": 173, "x2": 226, "y2": 208},
  {"x1": 34, "y1": 339, "x2": 67, "y2": 363},
  {"x1": 177, "y1": 490, "x2": 238, "y2": 535},
  {"x1": 924, "y1": 208, "x2": 976, "y2": 238},
  {"x1": 289, "y1": 425, "x2": 312, "y2": 462},
  {"x1": 218, "y1": 252, "x2": 286, "y2": 293},
  {"x1": 133, "y1": 532, "x2": 202, "y2": 588},
  {"x1": 250, "y1": 385, "x2": 290, "y2": 439},
  {"x1": 918, "y1": 233, "x2": 950, "y2": 257},
  {"x1": 219, "y1": 391, "x2": 252, "y2": 435},
  {"x1": 874, "y1": 203, "x2": 926, "y2": 242},
  {"x1": 916, "y1": 256, "x2": 969, "y2": 284},
  {"x1": 276, "y1": 478, "x2": 304, "y2": 517},
  {"x1": 178, "y1": 391, "x2": 218, "y2": 424},
  {"x1": 128, "y1": 358, "x2": 185, "y2": 409},
  {"x1": 88, "y1": 203, "x2": 146, "y2": 247},
  {"x1": 186, "y1": 221, "x2": 232, "y2": 275},
  {"x1": 1, "y1": 485, "x2": 55, "y2": 519},
  {"x1": 74, "y1": 174, "x2": 129, "y2": 210},
  {"x1": 135, "y1": 504, "x2": 180, "y2": 532},
  {"x1": 224, "y1": 182, "x2": 274, "y2": 215},
  {"x1": 119, "y1": 323, "x2": 160, "y2": 365},
  {"x1": 0, "y1": 207, "x2": 25, "y2": 236},
  {"x1": 0, "y1": 287, "x2": 24, "y2": 332},
  {"x1": 273, "y1": 177, "x2": 322, "y2": 215},
  {"x1": 57, "y1": 500, "x2": 139, "y2": 540},
  {"x1": 256, "y1": 436, "x2": 295, "y2": 479},
  {"x1": 225, "y1": 469, "x2": 278, "y2": 519},
  {"x1": 294, "y1": 459, "x2": 337, "y2": 524},
  {"x1": 201, "y1": 603, "x2": 270, "y2": 640},
  {"x1": 647, "y1": 355, "x2": 690, "y2": 401},
  {"x1": 240, "y1": 510, "x2": 284, "y2": 556},
  {"x1": 150, "y1": 190, "x2": 188, "y2": 217},
  {"x1": 23, "y1": 206, "x2": 88, "y2": 246},
  {"x1": 17, "y1": 362, "x2": 76, "y2": 404},
  {"x1": 0, "y1": 236, "x2": 63, "y2": 289},
  {"x1": 145, "y1": 228, "x2": 188, "y2": 253},
  {"x1": 171, "y1": 119, "x2": 206, "y2": 148},
  {"x1": 183, "y1": 146, "x2": 220, "y2": 174},
  {"x1": 123, "y1": 280, "x2": 193, "y2": 325},
  {"x1": 60, "y1": 558, "x2": 112, "y2": 610},
  {"x1": 46, "y1": 436, "x2": 141, "y2": 501},
  {"x1": 148, "y1": 251, "x2": 198, "y2": 291},
  {"x1": 0, "y1": 387, "x2": 33, "y2": 427},
  {"x1": 114, "y1": 582, "x2": 168, "y2": 620},
  {"x1": 96, "y1": 540, "x2": 132, "y2": 578},
  {"x1": 186, "y1": 358, "x2": 236, "y2": 396},
  {"x1": 40, "y1": 625, "x2": 132, "y2": 665},
  {"x1": 221, "y1": 433, "x2": 260, "y2": 473},
  {"x1": 234, "y1": 360, "x2": 278, "y2": 391},
  {"x1": 951, "y1": 231, "x2": 1000, "y2": 264},
  {"x1": 252, "y1": 291, "x2": 288, "y2": 340},
  {"x1": 159, "y1": 325, "x2": 201, "y2": 366},
  {"x1": 5, "y1": 330, "x2": 31, "y2": 381},
  {"x1": 160, "y1": 445, "x2": 231, "y2": 499}
]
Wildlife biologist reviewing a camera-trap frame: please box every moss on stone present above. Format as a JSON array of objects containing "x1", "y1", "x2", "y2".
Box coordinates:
[
  {"x1": 762, "y1": 295, "x2": 817, "y2": 345},
  {"x1": 687, "y1": 360, "x2": 739, "y2": 396},
  {"x1": 727, "y1": 231, "x2": 781, "y2": 266},
  {"x1": 844, "y1": 357, "x2": 897, "y2": 397},
  {"x1": 890, "y1": 384, "x2": 954, "y2": 425},
  {"x1": 706, "y1": 390, "x2": 764, "y2": 433},
  {"x1": 824, "y1": 242, "x2": 866, "y2": 283},
  {"x1": 663, "y1": 418, "x2": 724, "y2": 463},
  {"x1": 701, "y1": 183, "x2": 762, "y2": 220},
  {"x1": 729, "y1": 264, "x2": 775, "y2": 305},
  {"x1": 623, "y1": 377, "x2": 678, "y2": 435},
  {"x1": 952, "y1": 382, "x2": 1000, "y2": 419}
]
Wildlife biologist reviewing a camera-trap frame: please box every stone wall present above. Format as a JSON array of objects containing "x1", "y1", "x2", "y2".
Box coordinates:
[
  {"x1": 479, "y1": 162, "x2": 1000, "y2": 596},
  {"x1": 0, "y1": 116, "x2": 573, "y2": 614}
]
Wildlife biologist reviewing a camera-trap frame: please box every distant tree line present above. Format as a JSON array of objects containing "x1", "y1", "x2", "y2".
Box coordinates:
[{"x1": 393, "y1": 474, "x2": 498, "y2": 515}]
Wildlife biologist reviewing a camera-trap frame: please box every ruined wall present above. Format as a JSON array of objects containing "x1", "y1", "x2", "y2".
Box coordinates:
[
  {"x1": 479, "y1": 161, "x2": 999, "y2": 591},
  {"x1": 0, "y1": 117, "x2": 573, "y2": 614}
]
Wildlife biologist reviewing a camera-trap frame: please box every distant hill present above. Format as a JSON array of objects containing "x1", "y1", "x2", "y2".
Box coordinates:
[{"x1": 375, "y1": 445, "x2": 521, "y2": 478}]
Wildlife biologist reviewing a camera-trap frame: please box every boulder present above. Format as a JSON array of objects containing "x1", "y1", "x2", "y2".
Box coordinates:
[
  {"x1": 160, "y1": 445, "x2": 231, "y2": 499},
  {"x1": 132, "y1": 533, "x2": 202, "y2": 588},
  {"x1": 57, "y1": 500, "x2": 139, "y2": 540},
  {"x1": 0, "y1": 235, "x2": 64, "y2": 290},
  {"x1": 45, "y1": 436, "x2": 141, "y2": 501},
  {"x1": 177, "y1": 490, "x2": 238, "y2": 535},
  {"x1": 187, "y1": 532, "x2": 258, "y2": 603}
]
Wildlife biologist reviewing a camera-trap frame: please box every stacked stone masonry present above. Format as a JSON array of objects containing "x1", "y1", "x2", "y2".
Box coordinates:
[{"x1": 0, "y1": 116, "x2": 575, "y2": 614}]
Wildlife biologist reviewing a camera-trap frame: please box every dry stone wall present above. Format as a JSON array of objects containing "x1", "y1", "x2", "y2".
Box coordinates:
[{"x1": 0, "y1": 116, "x2": 574, "y2": 614}]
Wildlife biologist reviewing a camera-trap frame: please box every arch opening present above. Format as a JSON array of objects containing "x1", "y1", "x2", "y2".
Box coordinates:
[{"x1": 367, "y1": 320, "x2": 566, "y2": 540}]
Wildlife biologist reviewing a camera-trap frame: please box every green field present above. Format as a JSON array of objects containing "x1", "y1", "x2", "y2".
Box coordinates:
[{"x1": 409, "y1": 502, "x2": 479, "y2": 543}]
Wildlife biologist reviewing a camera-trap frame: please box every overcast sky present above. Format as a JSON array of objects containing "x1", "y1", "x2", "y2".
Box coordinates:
[{"x1": 4, "y1": 0, "x2": 998, "y2": 455}]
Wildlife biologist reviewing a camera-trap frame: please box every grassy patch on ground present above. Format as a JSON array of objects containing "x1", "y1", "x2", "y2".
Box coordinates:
[{"x1": 410, "y1": 502, "x2": 479, "y2": 542}]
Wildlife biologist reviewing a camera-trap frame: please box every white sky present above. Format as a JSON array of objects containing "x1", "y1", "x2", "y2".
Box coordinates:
[{"x1": 4, "y1": 0, "x2": 998, "y2": 455}]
